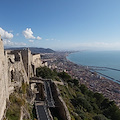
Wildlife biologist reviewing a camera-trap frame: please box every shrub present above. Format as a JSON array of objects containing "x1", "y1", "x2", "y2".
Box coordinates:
[
  {"x1": 54, "y1": 117, "x2": 58, "y2": 120},
  {"x1": 58, "y1": 71, "x2": 71, "y2": 82},
  {"x1": 71, "y1": 96, "x2": 93, "y2": 112},
  {"x1": 93, "y1": 114, "x2": 108, "y2": 120},
  {"x1": 36, "y1": 66, "x2": 57, "y2": 79},
  {"x1": 6, "y1": 94, "x2": 21, "y2": 120}
]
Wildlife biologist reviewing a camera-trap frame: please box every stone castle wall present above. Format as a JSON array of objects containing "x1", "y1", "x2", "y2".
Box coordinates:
[
  {"x1": 51, "y1": 81, "x2": 71, "y2": 120},
  {"x1": 32, "y1": 54, "x2": 43, "y2": 75},
  {"x1": 0, "y1": 36, "x2": 9, "y2": 120},
  {"x1": 8, "y1": 50, "x2": 29, "y2": 85},
  {"x1": 21, "y1": 49, "x2": 34, "y2": 78},
  {"x1": 0, "y1": 35, "x2": 46, "y2": 120}
]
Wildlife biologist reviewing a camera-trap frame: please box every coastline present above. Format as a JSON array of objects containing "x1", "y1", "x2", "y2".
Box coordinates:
[
  {"x1": 66, "y1": 51, "x2": 120, "y2": 84},
  {"x1": 46, "y1": 52, "x2": 120, "y2": 108},
  {"x1": 66, "y1": 54, "x2": 120, "y2": 107}
]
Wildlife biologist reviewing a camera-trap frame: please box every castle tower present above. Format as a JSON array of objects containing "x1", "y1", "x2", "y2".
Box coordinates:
[{"x1": 21, "y1": 48, "x2": 33, "y2": 79}]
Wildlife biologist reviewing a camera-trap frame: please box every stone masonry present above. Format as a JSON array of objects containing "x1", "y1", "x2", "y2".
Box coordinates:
[
  {"x1": 0, "y1": 36, "x2": 9, "y2": 120},
  {"x1": 0, "y1": 35, "x2": 46, "y2": 120}
]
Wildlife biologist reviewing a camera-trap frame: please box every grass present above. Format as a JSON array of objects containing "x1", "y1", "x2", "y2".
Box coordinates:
[{"x1": 6, "y1": 83, "x2": 36, "y2": 120}]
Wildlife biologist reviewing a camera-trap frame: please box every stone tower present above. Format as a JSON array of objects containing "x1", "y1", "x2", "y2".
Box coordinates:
[{"x1": 21, "y1": 48, "x2": 33, "y2": 78}]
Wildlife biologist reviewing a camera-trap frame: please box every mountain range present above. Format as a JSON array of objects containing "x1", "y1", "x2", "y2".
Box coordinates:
[{"x1": 5, "y1": 47, "x2": 55, "y2": 54}]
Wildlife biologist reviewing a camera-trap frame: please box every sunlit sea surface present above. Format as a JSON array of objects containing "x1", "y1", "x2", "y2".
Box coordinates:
[{"x1": 67, "y1": 51, "x2": 120, "y2": 83}]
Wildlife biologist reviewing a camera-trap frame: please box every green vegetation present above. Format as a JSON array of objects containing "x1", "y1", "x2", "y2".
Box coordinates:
[
  {"x1": 34, "y1": 67, "x2": 120, "y2": 120},
  {"x1": 6, "y1": 93, "x2": 23, "y2": 120},
  {"x1": 54, "y1": 117, "x2": 58, "y2": 120},
  {"x1": 57, "y1": 72, "x2": 120, "y2": 120},
  {"x1": 58, "y1": 71, "x2": 72, "y2": 82},
  {"x1": 36, "y1": 67, "x2": 120, "y2": 120},
  {"x1": 36, "y1": 67, "x2": 60, "y2": 81},
  {"x1": 36, "y1": 66, "x2": 57, "y2": 79},
  {"x1": 21, "y1": 81, "x2": 28, "y2": 94},
  {"x1": 6, "y1": 82, "x2": 36, "y2": 120}
]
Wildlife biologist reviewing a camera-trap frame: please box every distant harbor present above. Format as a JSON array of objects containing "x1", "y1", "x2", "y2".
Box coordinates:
[{"x1": 87, "y1": 66, "x2": 120, "y2": 83}]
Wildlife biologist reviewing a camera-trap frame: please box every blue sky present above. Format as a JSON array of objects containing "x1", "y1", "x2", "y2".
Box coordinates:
[{"x1": 0, "y1": 0, "x2": 120, "y2": 50}]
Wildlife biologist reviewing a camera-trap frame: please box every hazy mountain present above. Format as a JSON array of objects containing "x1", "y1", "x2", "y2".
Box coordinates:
[{"x1": 5, "y1": 47, "x2": 55, "y2": 53}]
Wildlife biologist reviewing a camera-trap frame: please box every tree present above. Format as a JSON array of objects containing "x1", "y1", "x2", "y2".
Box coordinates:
[
  {"x1": 93, "y1": 114, "x2": 108, "y2": 120},
  {"x1": 71, "y1": 96, "x2": 93, "y2": 112},
  {"x1": 94, "y1": 93, "x2": 104, "y2": 107},
  {"x1": 79, "y1": 84, "x2": 88, "y2": 94},
  {"x1": 73, "y1": 79, "x2": 79, "y2": 86},
  {"x1": 103, "y1": 104, "x2": 120, "y2": 120},
  {"x1": 36, "y1": 66, "x2": 57, "y2": 79},
  {"x1": 58, "y1": 71, "x2": 71, "y2": 81},
  {"x1": 101, "y1": 98, "x2": 114, "y2": 109}
]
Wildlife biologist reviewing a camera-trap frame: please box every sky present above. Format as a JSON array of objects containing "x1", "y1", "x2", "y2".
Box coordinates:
[{"x1": 0, "y1": 0, "x2": 120, "y2": 51}]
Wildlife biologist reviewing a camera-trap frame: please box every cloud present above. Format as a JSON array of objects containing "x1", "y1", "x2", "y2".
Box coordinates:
[
  {"x1": 67, "y1": 42, "x2": 120, "y2": 50},
  {"x1": 0, "y1": 27, "x2": 13, "y2": 39},
  {"x1": 23, "y1": 28, "x2": 42, "y2": 41},
  {"x1": 79, "y1": 42, "x2": 120, "y2": 48},
  {"x1": 37, "y1": 36, "x2": 42, "y2": 40},
  {"x1": 29, "y1": 40, "x2": 34, "y2": 43},
  {"x1": 23, "y1": 28, "x2": 35, "y2": 39},
  {"x1": 3, "y1": 40, "x2": 26, "y2": 46},
  {"x1": 45, "y1": 38, "x2": 56, "y2": 41}
]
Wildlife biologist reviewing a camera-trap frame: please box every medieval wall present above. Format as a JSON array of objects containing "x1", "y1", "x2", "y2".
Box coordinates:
[
  {"x1": 0, "y1": 43, "x2": 30, "y2": 119},
  {"x1": 10, "y1": 49, "x2": 34, "y2": 79},
  {"x1": 51, "y1": 81, "x2": 71, "y2": 120},
  {"x1": 0, "y1": 36, "x2": 9, "y2": 120},
  {"x1": 32, "y1": 54, "x2": 43, "y2": 75},
  {"x1": 21, "y1": 49, "x2": 34, "y2": 78},
  {"x1": 7, "y1": 51, "x2": 29, "y2": 92},
  {"x1": 0, "y1": 35, "x2": 47, "y2": 119}
]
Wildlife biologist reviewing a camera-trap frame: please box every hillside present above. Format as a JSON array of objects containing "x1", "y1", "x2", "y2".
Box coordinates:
[
  {"x1": 4, "y1": 65, "x2": 120, "y2": 120},
  {"x1": 36, "y1": 67, "x2": 120, "y2": 120},
  {"x1": 29, "y1": 47, "x2": 55, "y2": 53}
]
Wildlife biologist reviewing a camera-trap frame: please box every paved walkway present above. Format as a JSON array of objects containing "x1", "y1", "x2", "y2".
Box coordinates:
[
  {"x1": 35, "y1": 103, "x2": 50, "y2": 120},
  {"x1": 44, "y1": 81, "x2": 55, "y2": 107},
  {"x1": 31, "y1": 77, "x2": 55, "y2": 120}
]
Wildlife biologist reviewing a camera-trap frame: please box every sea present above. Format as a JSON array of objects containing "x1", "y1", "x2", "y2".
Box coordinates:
[{"x1": 67, "y1": 51, "x2": 120, "y2": 84}]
